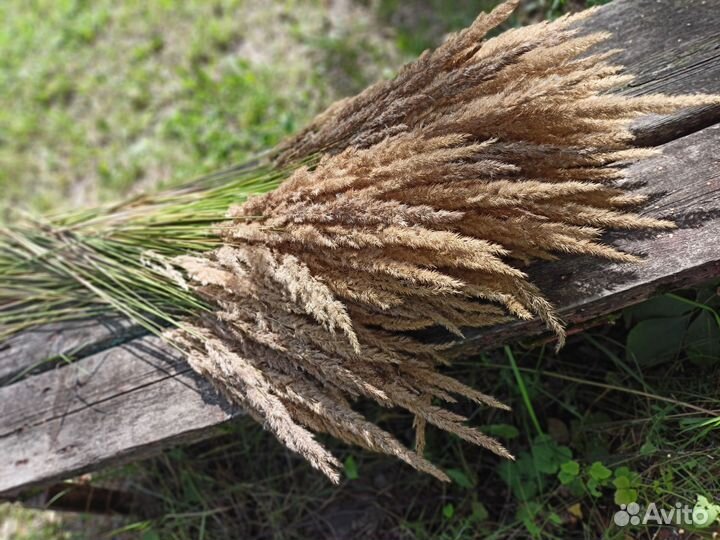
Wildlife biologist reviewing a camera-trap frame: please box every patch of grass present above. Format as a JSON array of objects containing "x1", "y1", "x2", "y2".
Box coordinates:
[
  {"x1": 0, "y1": 503, "x2": 71, "y2": 540},
  {"x1": 374, "y1": 0, "x2": 600, "y2": 57},
  {"x1": 0, "y1": 0, "x2": 396, "y2": 214},
  {"x1": 376, "y1": 0, "x2": 502, "y2": 56}
]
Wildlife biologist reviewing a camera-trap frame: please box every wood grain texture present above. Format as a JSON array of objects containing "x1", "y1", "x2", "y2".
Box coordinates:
[
  {"x1": 584, "y1": 0, "x2": 720, "y2": 145},
  {"x1": 456, "y1": 122, "x2": 720, "y2": 354},
  {"x1": 0, "y1": 319, "x2": 142, "y2": 385},
  {"x1": 0, "y1": 336, "x2": 241, "y2": 496},
  {"x1": 1, "y1": 0, "x2": 719, "y2": 497}
]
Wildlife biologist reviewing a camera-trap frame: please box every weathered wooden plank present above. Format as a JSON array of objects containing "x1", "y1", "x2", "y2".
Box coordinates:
[
  {"x1": 457, "y1": 122, "x2": 720, "y2": 354},
  {"x1": 0, "y1": 319, "x2": 142, "y2": 385},
  {"x1": 588, "y1": 0, "x2": 720, "y2": 96},
  {"x1": 1, "y1": 0, "x2": 720, "y2": 498},
  {"x1": 1, "y1": 336, "x2": 181, "y2": 436},
  {"x1": 584, "y1": 0, "x2": 720, "y2": 145},
  {"x1": 0, "y1": 336, "x2": 241, "y2": 496}
]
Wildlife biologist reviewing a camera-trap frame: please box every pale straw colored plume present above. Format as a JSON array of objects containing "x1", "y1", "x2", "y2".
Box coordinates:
[{"x1": 166, "y1": 0, "x2": 719, "y2": 482}]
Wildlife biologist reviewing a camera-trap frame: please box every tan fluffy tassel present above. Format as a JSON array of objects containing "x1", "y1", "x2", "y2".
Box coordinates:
[{"x1": 166, "y1": 1, "x2": 719, "y2": 482}]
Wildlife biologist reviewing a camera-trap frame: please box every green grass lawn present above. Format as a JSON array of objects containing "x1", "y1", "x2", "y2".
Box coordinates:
[
  {"x1": 0, "y1": 0, "x2": 403, "y2": 214},
  {"x1": 5, "y1": 1, "x2": 720, "y2": 540}
]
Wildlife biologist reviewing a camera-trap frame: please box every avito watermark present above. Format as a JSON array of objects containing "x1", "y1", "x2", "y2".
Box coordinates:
[{"x1": 614, "y1": 498, "x2": 719, "y2": 528}]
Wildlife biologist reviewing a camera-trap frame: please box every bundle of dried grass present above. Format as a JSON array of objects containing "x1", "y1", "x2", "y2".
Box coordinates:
[
  {"x1": 3, "y1": 0, "x2": 718, "y2": 484},
  {"x1": 162, "y1": 1, "x2": 717, "y2": 481}
]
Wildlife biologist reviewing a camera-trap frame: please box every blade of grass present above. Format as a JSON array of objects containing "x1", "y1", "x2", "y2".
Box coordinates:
[{"x1": 503, "y1": 345, "x2": 544, "y2": 437}]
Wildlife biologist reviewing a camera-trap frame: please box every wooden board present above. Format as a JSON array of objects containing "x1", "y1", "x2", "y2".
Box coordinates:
[
  {"x1": 459, "y1": 122, "x2": 720, "y2": 353},
  {"x1": 590, "y1": 0, "x2": 720, "y2": 146},
  {"x1": 1, "y1": 0, "x2": 720, "y2": 498},
  {"x1": 0, "y1": 318, "x2": 141, "y2": 385},
  {"x1": 0, "y1": 336, "x2": 241, "y2": 495}
]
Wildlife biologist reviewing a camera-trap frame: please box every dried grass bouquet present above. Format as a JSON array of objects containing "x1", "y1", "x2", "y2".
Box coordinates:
[{"x1": 2, "y1": 0, "x2": 717, "y2": 482}]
